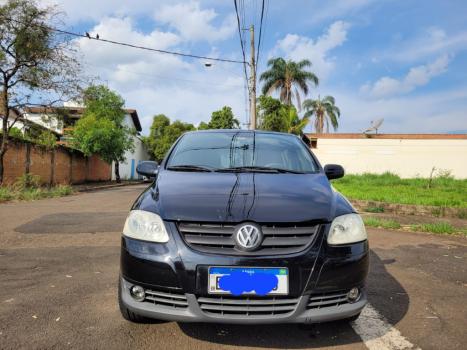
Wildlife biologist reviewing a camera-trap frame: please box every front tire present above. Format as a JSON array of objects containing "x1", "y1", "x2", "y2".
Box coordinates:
[{"x1": 344, "y1": 312, "x2": 361, "y2": 323}]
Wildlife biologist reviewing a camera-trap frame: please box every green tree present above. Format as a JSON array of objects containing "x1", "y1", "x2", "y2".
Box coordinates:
[
  {"x1": 145, "y1": 115, "x2": 194, "y2": 162},
  {"x1": 257, "y1": 95, "x2": 288, "y2": 132},
  {"x1": 0, "y1": 0, "x2": 83, "y2": 184},
  {"x1": 284, "y1": 107, "x2": 309, "y2": 135},
  {"x1": 259, "y1": 57, "x2": 318, "y2": 109},
  {"x1": 303, "y1": 95, "x2": 340, "y2": 133},
  {"x1": 208, "y1": 106, "x2": 239, "y2": 129},
  {"x1": 197, "y1": 121, "x2": 209, "y2": 130},
  {"x1": 72, "y1": 85, "x2": 134, "y2": 183}
]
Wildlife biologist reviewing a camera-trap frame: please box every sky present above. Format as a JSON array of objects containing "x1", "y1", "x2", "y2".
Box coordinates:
[{"x1": 36, "y1": 0, "x2": 467, "y2": 134}]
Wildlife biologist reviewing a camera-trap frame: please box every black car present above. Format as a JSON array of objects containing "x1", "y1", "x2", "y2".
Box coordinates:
[{"x1": 119, "y1": 130, "x2": 369, "y2": 324}]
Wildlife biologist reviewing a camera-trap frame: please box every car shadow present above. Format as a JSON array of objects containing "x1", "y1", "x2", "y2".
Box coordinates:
[{"x1": 177, "y1": 249, "x2": 409, "y2": 348}]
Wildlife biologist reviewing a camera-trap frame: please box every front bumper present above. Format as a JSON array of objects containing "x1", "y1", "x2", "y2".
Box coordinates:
[
  {"x1": 120, "y1": 221, "x2": 369, "y2": 324},
  {"x1": 120, "y1": 277, "x2": 367, "y2": 324}
]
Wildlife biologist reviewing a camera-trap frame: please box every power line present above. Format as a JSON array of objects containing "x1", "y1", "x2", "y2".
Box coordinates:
[
  {"x1": 234, "y1": 0, "x2": 249, "y2": 85},
  {"x1": 1, "y1": 16, "x2": 248, "y2": 66},
  {"x1": 256, "y1": 0, "x2": 266, "y2": 65}
]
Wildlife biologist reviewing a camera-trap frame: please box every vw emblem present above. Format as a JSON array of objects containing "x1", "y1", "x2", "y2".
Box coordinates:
[{"x1": 235, "y1": 223, "x2": 262, "y2": 251}]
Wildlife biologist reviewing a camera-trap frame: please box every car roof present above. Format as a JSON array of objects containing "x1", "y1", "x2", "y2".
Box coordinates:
[{"x1": 185, "y1": 129, "x2": 298, "y2": 137}]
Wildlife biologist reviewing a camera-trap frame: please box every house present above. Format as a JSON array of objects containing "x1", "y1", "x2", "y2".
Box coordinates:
[{"x1": 22, "y1": 103, "x2": 149, "y2": 181}]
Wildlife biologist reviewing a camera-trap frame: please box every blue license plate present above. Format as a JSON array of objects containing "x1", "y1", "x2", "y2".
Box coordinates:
[{"x1": 208, "y1": 267, "x2": 289, "y2": 296}]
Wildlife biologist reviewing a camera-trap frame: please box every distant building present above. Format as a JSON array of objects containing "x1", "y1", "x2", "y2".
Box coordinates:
[{"x1": 22, "y1": 104, "x2": 149, "y2": 181}]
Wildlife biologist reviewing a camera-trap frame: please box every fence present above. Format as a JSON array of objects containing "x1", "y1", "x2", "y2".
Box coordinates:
[{"x1": 3, "y1": 139, "x2": 111, "y2": 185}]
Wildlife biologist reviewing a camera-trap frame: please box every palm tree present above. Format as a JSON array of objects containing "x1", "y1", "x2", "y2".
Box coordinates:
[
  {"x1": 260, "y1": 58, "x2": 319, "y2": 109},
  {"x1": 303, "y1": 95, "x2": 340, "y2": 133},
  {"x1": 284, "y1": 107, "x2": 309, "y2": 135}
]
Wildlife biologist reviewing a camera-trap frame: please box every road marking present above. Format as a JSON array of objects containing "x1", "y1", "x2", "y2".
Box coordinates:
[{"x1": 351, "y1": 303, "x2": 420, "y2": 350}]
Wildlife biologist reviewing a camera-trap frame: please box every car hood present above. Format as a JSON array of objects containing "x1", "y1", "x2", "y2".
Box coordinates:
[{"x1": 134, "y1": 171, "x2": 354, "y2": 223}]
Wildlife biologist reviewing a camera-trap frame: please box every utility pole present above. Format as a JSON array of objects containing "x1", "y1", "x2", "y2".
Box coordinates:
[{"x1": 249, "y1": 25, "x2": 256, "y2": 130}]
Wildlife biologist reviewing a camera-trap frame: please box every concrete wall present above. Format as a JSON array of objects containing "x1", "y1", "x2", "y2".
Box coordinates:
[
  {"x1": 111, "y1": 115, "x2": 149, "y2": 180},
  {"x1": 308, "y1": 134, "x2": 467, "y2": 178},
  {"x1": 111, "y1": 136, "x2": 149, "y2": 180},
  {"x1": 3, "y1": 139, "x2": 111, "y2": 185}
]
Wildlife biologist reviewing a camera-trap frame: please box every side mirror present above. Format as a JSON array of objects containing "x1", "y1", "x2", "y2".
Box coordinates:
[
  {"x1": 324, "y1": 164, "x2": 345, "y2": 180},
  {"x1": 136, "y1": 161, "x2": 159, "y2": 178}
]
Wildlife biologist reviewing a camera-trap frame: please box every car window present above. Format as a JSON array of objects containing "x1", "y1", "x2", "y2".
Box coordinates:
[{"x1": 167, "y1": 132, "x2": 318, "y2": 173}]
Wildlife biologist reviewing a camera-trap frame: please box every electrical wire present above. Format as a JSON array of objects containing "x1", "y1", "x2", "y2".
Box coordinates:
[
  {"x1": 256, "y1": 0, "x2": 266, "y2": 65},
  {"x1": 1, "y1": 15, "x2": 248, "y2": 65},
  {"x1": 234, "y1": 0, "x2": 249, "y2": 84}
]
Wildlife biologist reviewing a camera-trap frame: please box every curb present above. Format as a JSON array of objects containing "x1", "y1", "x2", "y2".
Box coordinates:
[
  {"x1": 75, "y1": 181, "x2": 146, "y2": 193},
  {"x1": 352, "y1": 199, "x2": 466, "y2": 219}
]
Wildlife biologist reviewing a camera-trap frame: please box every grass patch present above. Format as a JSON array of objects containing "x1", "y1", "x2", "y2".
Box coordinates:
[
  {"x1": 0, "y1": 185, "x2": 74, "y2": 202},
  {"x1": 365, "y1": 206, "x2": 385, "y2": 213},
  {"x1": 333, "y1": 172, "x2": 467, "y2": 208},
  {"x1": 410, "y1": 222, "x2": 464, "y2": 235},
  {"x1": 364, "y1": 217, "x2": 401, "y2": 230},
  {"x1": 0, "y1": 176, "x2": 74, "y2": 203}
]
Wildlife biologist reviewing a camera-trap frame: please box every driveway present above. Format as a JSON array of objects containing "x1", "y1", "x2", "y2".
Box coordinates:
[{"x1": 0, "y1": 185, "x2": 466, "y2": 349}]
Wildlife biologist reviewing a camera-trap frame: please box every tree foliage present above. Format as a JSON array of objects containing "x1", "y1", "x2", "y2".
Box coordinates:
[
  {"x1": 145, "y1": 114, "x2": 194, "y2": 162},
  {"x1": 303, "y1": 95, "x2": 340, "y2": 133},
  {"x1": 256, "y1": 95, "x2": 309, "y2": 135},
  {"x1": 259, "y1": 57, "x2": 318, "y2": 109},
  {"x1": 207, "y1": 106, "x2": 240, "y2": 129},
  {"x1": 0, "y1": 0, "x2": 84, "y2": 183},
  {"x1": 72, "y1": 85, "x2": 134, "y2": 182}
]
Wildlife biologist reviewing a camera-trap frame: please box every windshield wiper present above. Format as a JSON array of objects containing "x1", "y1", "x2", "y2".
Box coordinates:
[
  {"x1": 166, "y1": 165, "x2": 213, "y2": 172},
  {"x1": 216, "y1": 166, "x2": 304, "y2": 174}
]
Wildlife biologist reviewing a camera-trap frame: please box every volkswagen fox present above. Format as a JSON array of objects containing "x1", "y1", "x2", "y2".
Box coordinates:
[{"x1": 119, "y1": 130, "x2": 369, "y2": 324}]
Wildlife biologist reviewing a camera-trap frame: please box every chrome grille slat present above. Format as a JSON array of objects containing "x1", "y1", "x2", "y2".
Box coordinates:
[
  {"x1": 145, "y1": 289, "x2": 187, "y2": 300},
  {"x1": 145, "y1": 296, "x2": 188, "y2": 306},
  {"x1": 178, "y1": 222, "x2": 319, "y2": 255},
  {"x1": 309, "y1": 292, "x2": 348, "y2": 301},
  {"x1": 308, "y1": 296, "x2": 348, "y2": 307},
  {"x1": 183, "y1": 235, "x2": 235, "y2": 245},
  {"x1": 197, "y1": 295, "x2": 299, "y2": 317},
  {"x1": 143, "y1": 288, "x2": 188, "y2": 309},
  {"x1": 200, "y1": 304, "x2": 295, "y2": 312},
  {"x1": 262, "y1": 237, "x2": 310, "y2": 246},
  {"x1": 197, "y1": 297, "x2": 300, "y2": 305},
  {"x1": 307, "y1": 290, "x2": 350, "y2": 309}
]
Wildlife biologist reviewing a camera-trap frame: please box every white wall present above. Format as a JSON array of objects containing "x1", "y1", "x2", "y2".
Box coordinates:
[
  {"x1": 23, "y1": 113, "x2": 63, "y2": 134},
  {"x1": 111, "y1": 114, "x2": 149, "y2": 180},
  {"x1": 310, "y1": 136, "x2": 467, "y2": 178}
]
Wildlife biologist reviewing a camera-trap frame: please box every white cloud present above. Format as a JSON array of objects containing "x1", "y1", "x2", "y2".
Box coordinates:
[
  {"x1": 332, "y1": 87, "x2": 467, "y2": 133},
  {"x1": 73, "y1": 15, "x2": 246, "y2": 134},
  {"x1": 304, "y1": 0, "x2": 375, "y2": 24},
  {"x1": 271, "y1": 21, "x2": 350, "y2": 81},
  {"x1": 381, "y1": 27, "x2": 467, "y2": 62},
  {"x1": 154, "y1": 1, "x2": 236, "y2": 43},
  {"x1": 362, "y1": 55, "x2": 450, "y2": 98},
  {"x1": 40, "y1": 0, "x2": 159, "y2": 23}
]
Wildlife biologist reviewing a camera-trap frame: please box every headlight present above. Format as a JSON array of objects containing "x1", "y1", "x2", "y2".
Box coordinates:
[
  {"x1": 327, "y1": 213, "x2": 367, "y2": 245},
  {"x1": 123, "y1": 210, "x2": 169, "y2": 243}
]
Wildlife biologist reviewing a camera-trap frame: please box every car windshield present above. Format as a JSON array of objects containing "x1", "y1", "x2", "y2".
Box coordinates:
[{"x1": 166, "y1": 132, "x2": 319, "y2": 173}]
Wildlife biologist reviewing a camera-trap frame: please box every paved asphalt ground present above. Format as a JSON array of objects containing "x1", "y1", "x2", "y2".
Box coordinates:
[{"x1": 0, "y1": 185, "x2": 466, "y2": 350}]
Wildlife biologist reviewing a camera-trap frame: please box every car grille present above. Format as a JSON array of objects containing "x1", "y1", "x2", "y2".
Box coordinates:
[
  {"x1": 307, "y1": 290, "x2": 350, "y2": 309},
  {"x1": 144, "y1": 288, "x2": 188, "y2": 309},
  {"x1": 178, "y1": 222, "x2": 319, "y2": 255},
  {"x1": 197, "y1": 295, "x2": 300, "y2": 317}
]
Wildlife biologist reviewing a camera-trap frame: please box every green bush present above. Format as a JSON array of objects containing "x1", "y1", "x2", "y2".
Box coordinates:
[
  {"x1": 13, "y1": 174, "x2": 41, "y2": 191},
  {"x1": 0, "y1": 183, "x2": 74, "y2": 203}
]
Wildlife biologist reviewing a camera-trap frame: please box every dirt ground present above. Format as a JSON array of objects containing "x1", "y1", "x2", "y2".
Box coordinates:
[{"x1": 0, "y1": 185, "x2": 466, "y2": 349}]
